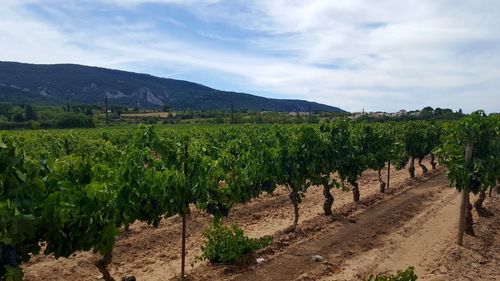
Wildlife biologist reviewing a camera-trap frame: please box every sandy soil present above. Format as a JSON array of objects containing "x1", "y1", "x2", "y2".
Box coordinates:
[
  {"x1": 22, "y1": 160, "x2": 499, "y2": 281},
  {"x1": 424, "y1": 195, "x2": 499, "y2": 281}
]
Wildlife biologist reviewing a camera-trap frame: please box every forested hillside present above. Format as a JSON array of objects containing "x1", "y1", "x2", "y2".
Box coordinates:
[{"x1": 0, "y1": 61, "x2": 345, "y2": 112}]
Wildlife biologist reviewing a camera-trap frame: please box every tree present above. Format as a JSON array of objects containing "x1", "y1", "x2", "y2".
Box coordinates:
[
  {"x1": 56, "y1": 113, "x2": 95, "y2": 128},
  {"x1": 24, "y1": 105, "x2": 38, "y2": 121},
  {"x1": 0, "y1": 136, "x2": 46, "y2": 280},
  {"x1": 420, "y1": 106, "x2": 434, "y2": 119},
  {"x1": 436, "y1": 111, "x2": 499, "y2": 245},
  {"x1": 319, "y1": 122, "x2": 345, "y2": 215},
  {"x1": 85, "y1": 107, "x2": 93, "y2": 116},
  {"x1": 400, "y1": 121, "x2": 436, "y2": 178},
  {"x1": 275, "y1": 126, "x2": 323, "y2": 231},
  {"x1": 365, "y1": 123, "x2": 397, "y2": 193},
  {"x1": 10, "y1": 113, "x2": 25, "y2": 123},
  {"x1": 323, "y1": 119, "x2": 366, "y2": 203}
]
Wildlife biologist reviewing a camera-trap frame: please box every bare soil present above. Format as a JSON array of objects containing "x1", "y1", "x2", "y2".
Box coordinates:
[{"x1": 22, "y1": 160, "x2": 499, "y2": 281}]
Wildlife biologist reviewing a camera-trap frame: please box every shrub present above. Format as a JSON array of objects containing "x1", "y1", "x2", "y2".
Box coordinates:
[
  {"x1": 365, "y1": 266, "x2": 418, "y2": 281},
  {"x1": 56, "y1": 113, "x2": 95, "y2": 128},
  {"x1": 197, "y1": 220, "x2": 271, "y2": 264}
]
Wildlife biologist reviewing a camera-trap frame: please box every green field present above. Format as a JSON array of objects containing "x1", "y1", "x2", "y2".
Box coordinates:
[{"x1": 1, "y1": 113, "x2": 499, "y2": 280}]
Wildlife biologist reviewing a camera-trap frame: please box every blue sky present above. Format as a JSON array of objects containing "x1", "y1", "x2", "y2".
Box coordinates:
[{"x1": 1, "y1": 0, "x2": 499, "y2": 112}]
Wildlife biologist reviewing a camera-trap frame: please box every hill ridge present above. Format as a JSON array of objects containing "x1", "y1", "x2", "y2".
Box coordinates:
[{"x1": 0, "y1": 61, "x2": 345, "y2": 112}]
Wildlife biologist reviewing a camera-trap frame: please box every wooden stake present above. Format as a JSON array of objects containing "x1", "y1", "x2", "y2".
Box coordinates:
[
  {"x1": 457, "y1": 139, "x2": 473, "y2": 246},
  {"x1": 181, "y1": 140, "x2": 188, "y2": 280},
  {"x1": 387, "y1": 161, "x2": 391, "y2": 190},
  {"x1": 181, "y1": 213, "x2": 187, "y2": 280}
]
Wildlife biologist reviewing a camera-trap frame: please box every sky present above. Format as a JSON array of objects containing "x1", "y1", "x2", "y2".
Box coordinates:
[{"x1": 1, "y1": 0, "x2": 499, "y2": 113}]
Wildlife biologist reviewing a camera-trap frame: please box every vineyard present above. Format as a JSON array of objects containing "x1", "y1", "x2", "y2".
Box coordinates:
[{"x1": 1, "y1": 112, "x2": 499, "y2": 281}]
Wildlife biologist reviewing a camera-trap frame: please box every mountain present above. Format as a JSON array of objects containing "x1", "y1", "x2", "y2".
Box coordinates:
[{"x1": 0, "y1": 61, "x2": 346, "y2": 112}]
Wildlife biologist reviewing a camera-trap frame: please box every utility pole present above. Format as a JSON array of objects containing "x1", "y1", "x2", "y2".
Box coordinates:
[
  {"x1": 231, "y1": 100, "x2": 234, "y2": 124},
  {"x1": 308, "y1": 104, "x2": 311, "y2": 123},
  {"x1": 104, "y1": 92, "x2": 109, "y2": 125}
]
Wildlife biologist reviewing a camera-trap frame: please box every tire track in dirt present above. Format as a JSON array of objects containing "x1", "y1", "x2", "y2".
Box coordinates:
[
  {"x1": 321, "y1": 185, "x2": 459, "y2": 280},
  {"x1": 226, "y1": 173, "x2": 449, "y2": 281}
]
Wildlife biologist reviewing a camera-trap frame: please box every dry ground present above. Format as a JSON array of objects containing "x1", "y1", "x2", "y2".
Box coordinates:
[{"x1": 23, "y1": 160, "x2": 499, "y2": 281}]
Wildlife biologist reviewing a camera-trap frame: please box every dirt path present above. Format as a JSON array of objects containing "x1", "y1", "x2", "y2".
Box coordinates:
[
  {"x1": 322, "y1": 180, "x2": 458, "y2": 280},
  {"x1": 425, "y1": 195, "x2": 500, "y2": 281},
  {"x1": 326, "y1": 188, "x2": 500, "y2": 281},
  {"x1": 211, "y1": 173, "x2": 451, "y2": 281}
]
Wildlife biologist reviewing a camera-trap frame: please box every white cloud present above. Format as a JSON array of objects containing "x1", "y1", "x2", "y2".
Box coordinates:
[
  {"x1": 99, "y1": 0, "x2": 222, "y2": 8},
  {"x1": 0, "y1": 0, "x2": 499, "y2": 112}
]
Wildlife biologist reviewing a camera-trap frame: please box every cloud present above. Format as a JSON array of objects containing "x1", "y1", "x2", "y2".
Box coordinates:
[
  {"x1": 103, "y1": 0, "x2": 221, "y2": 5},
  {"x1": 0, "y1": 0, "x2": 499, "y2": 112}
]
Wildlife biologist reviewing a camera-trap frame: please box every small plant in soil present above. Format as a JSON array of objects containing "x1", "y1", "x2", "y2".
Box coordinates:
[
  {"x1": 365, "y1": 266, "x2": 418, "y2": 281},
  {"x1": 196, "y1": 219, "x2": 272, "y2": 264}
]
